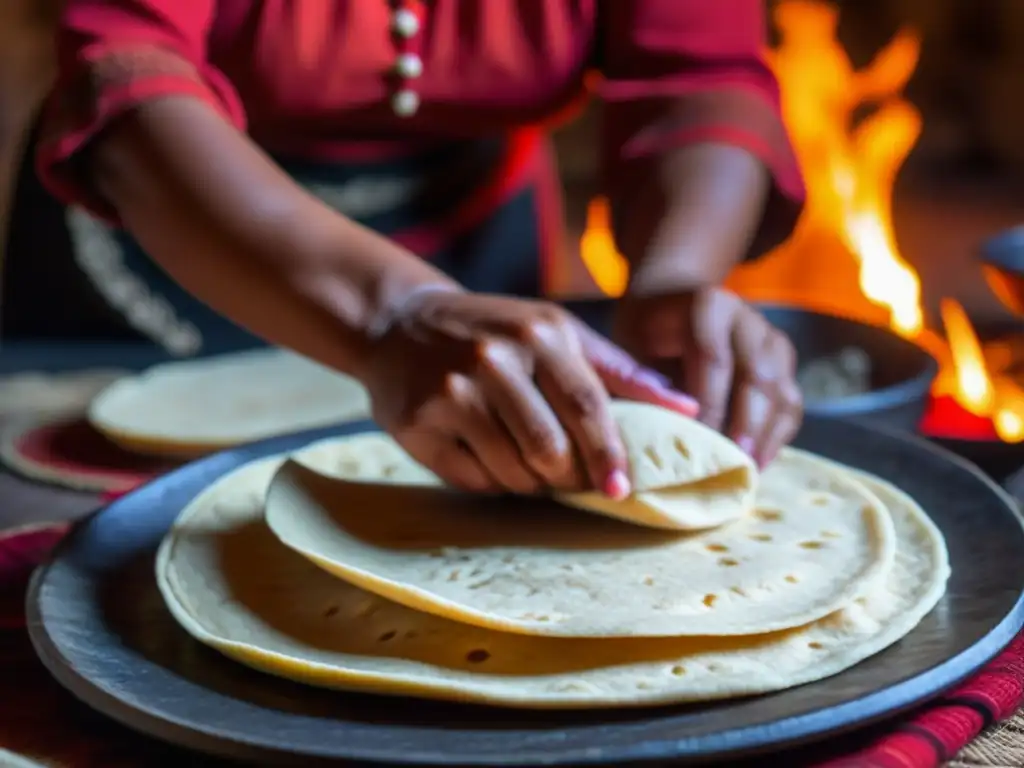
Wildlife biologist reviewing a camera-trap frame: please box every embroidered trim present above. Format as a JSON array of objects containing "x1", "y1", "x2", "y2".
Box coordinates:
[
  {"x1": 66, "y1": 207, "x2": 202, "y2": 357},
  {"x1": 65, "y1": 180, "x2": 415, "y2": 356},
  {"x1": 617, "y1": 87, "x2": 794, "y2": 168},
  {"x1": 40, "y1": 45, "x2": 205, "y2": 149},
  {"x1": 305, "y1": 176, "x2": 420, "y2": 219}
]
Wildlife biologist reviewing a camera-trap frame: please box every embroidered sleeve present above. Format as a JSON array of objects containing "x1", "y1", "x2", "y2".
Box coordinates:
[
  {"x1": 597, "y1": 0, "x2": 805, "y2": 259},
  {"x1": 36, "y1": 0, "x2": 246, "y2": 224}
]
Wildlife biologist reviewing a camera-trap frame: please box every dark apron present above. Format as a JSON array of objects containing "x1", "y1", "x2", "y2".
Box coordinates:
[{"x1": 67, "y1": 137, "x2": 548, "y2": 356}]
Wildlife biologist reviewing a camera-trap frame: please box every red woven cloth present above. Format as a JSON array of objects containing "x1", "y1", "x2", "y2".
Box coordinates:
[{"x1": 2, "y1": 521, "x2": 1022, "y2": 767}]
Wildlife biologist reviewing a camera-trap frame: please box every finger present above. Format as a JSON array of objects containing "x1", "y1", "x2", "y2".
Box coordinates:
[
  {"x1": 757, "y1": 409, "x2": 799, "y2": 469},
  {"x1": 602, "y1": 370, "x2": 700, "y2": 417},
  {"x1": 533, "y1": 331, "x2": 630, "y2": 499},
  {"x1": 757, "y1": 376, "x2": 804, "y2": 468},
  {"x1": 724, "y1": 312, "x2": 773, "y2": 451},
  {"x1": 684, "y1": 291, "x2": 738, "y2": 431},
  {"x1": 577, "y1": 323, "x2": 700, "y2": 416},
  {"x1": 743, "y1": 331, "x2": 801, "y2": 466},
  {"x1": 474, "y1": 340, "x2": 582, "y2": 491},
  {"x1": 397, "y1": 430, "x2": 495, "y2": 493},
  {"x1": 445, "y1": 380, "x2": 546, "y2": 495},
  {"x1": 727, "y1": 380, "x2": 773, "y2": 459}
]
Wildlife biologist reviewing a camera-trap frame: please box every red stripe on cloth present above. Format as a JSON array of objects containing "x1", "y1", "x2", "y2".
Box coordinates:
[
  {"x1": 392, "y1": 128, "x2": 541, "y2": 256},
  {"x1": 532, "y1": 137, "x2": 565, "y2": 297},
  {"x1": 0, "y1": 525, "x2": 71, "y2": 630},
  {"x1": 815, "y1": 632, "x2": 1024, "y2": 767}
]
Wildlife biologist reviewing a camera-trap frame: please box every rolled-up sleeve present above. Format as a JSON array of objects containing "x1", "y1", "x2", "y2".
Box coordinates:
[
  {"x1": 598, "y1": 0, "x2": 805, "y2": 258},
  {"x1": 36, "y1": 0, "x2": 246, "y2": 223}
]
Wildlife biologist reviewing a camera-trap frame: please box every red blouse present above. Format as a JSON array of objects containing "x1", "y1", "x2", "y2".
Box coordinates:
[{"x1": 37, "y1": 0, "x2": 804, "y2": 252}]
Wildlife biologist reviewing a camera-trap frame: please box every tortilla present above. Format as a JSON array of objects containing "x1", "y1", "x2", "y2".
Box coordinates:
[
  {"x1": 559, "y1": 401, "x2": 757, "y2": 530},
  {"x1": 298, "y1": 401, "x2": 755, "y2": 532},
  {"x1": 265, "y1": 435, "x2": 896, "y2": 637},
  {"x1": 295, "y1": 432, "x2": 441, "y2": 487},
  {"x1": 156, "y1": 446, "x2": 947, "y2": 708},
  {"x1": 87, "y1": 349, "x2": 371, "y2": 458}
]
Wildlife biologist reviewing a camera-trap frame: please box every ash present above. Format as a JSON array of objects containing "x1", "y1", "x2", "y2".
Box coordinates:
[{"x1": 798, "y1": 347, "x2": 873, "y2": 400}]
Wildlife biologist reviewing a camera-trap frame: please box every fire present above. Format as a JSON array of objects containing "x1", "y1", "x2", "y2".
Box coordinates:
[
  {"x1": 940, "y1": 299, "x2": 993, "y2": 417},
  {"x1": 579, "y1": 197, "x2": 627, "y2": 297},
  {"x1": 760, "y1": 0, "x2": 923, "y2": 336},
  {"x1": 939, "y1": 298, "x2": 1024, "y2": 443},
  {"x1": 576, "y1": 0, "x2": 1024, "y2": 440},
  {"x1": 994, "y1": 385, "x2": 1024, "y2": 444}
]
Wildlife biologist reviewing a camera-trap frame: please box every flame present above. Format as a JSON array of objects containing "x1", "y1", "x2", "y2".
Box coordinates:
[
  {"x1": 939, "y1": 298, "x2": 1024, "y2": 442},
  {"x1": 579, "y1": 0, "x2": 925, "y2": 331},
  {"x1": 765, "y1": 0, "x2": 924, "y2": 336},
  {"x1": 939, "y1": 299, "x2": 993, "y2": 416},
  {"x1": 575, "y1": 0, "x2": 1024, "y2": 440},
  {"x1": 579, "y1": 197, "x2": 627, "y2": 297},
  {"x1": 993, "y1": 381, "x2": 1024, "y2": 444}
]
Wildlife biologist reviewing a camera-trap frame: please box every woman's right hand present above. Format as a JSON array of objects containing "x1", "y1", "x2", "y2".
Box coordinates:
[{"x1": 362, "y1": 288, "x2": 699, "y2": 498}]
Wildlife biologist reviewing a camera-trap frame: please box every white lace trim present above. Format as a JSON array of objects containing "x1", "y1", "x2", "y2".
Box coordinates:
[
  {"x1": 66, "y1": 206, "x2": 202, "y2": 357},
  {"x1": 306, "y1": 175, "x2": 418, "y2": 219},
  {"x1": 66, "y1": 176, "x2": 416, "y2": 355}
]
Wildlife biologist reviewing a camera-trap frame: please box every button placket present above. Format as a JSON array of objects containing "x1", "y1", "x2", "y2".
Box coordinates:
[{"x1": 389, "y1": 1, "x2": 426, "y2": 118}]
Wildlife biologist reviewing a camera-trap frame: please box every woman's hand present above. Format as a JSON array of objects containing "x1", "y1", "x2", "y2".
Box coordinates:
[
  {"x1": 363, "y1": 288, "x2": 698, "y2": 497},
  {"x1": 614, "y1": 287, "x2": 803, "y2": 468}
]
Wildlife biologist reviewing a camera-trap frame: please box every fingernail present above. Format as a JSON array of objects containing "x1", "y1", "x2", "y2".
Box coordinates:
[
  {"x1": 664, "y1": 391, "x2": 699, "y2": 413},
  {"x1": 635, "y1": 369, "x2": 672, "y2": 389},
  {"x1": 605, "y1": 469, "x2": 632, "y2": 500},
  {"x1": 736, "y1": 435, "x2": 756, "y2": 456},
  {"x1": 757, "y1": 448, "x2": 778, "y2": 470},
  {"x1": 646, "y1": 383, "x2": 698, "y2": 412}
]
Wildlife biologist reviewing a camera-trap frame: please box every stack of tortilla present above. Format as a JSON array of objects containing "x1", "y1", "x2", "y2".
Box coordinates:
[{"x1": 156, "y1": 401, "x2": 950, "y2": 708}]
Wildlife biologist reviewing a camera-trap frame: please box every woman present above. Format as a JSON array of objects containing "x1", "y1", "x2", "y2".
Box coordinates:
[{"x1": 37, "y1": 0, "x2": 806, "y2": 500}]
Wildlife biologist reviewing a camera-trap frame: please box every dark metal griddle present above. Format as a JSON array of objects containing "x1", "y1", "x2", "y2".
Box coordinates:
[{"x1": 24, "y1": 414, "x2": 1024, "y2": 766}]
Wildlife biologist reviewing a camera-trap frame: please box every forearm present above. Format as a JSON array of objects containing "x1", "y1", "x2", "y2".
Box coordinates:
[
  {"x1": 614, "y1": 143, "x2": 769, "y2": 292},
  {"x1": 90, "y1": 97, "x2": 456, "y2": 378}
]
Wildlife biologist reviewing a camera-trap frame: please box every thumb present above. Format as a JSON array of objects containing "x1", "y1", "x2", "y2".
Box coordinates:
[{"x1": 575, "y1": 322, "x2": 700, "y2": 417}]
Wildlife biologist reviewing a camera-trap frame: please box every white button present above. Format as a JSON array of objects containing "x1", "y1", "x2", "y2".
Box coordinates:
[
  {"x1": 394, "y1": 52, "x2": 423, "y2": 79},
  {"x1": 392, "y1": 8, "x2": 420, "y2": 38},
  {"x1": 391, "y1": 89, "x2": 420, "y2": 117}
]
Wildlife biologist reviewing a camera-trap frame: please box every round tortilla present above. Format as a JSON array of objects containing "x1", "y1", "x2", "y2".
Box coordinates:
[
  {"x1": 298, "y1": 401, "x2": 757, "y2": 531},
  {"x1": 87, "y1": 349, "x2": 371, "y2": 458},
  {"x1": 558, "y1": 401, "x2": 757, "y2": 530},
  {"x1": 265, "y1": 435, "x2": 896, "y2": 638},
  {"x1": 156, "y1": 445, "x2": 948, "y2": 708}
]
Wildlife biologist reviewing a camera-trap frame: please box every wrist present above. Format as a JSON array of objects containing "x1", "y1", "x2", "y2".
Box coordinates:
[
  {"x1": 617, "y1": 144, "x2": 769, "y2": 294},
  {"x1": 627, "y1": 248, "x2": 718, "y2": 298},
  {"x1": 290, "y1": 221, "x2": 462, "y2": 381}
]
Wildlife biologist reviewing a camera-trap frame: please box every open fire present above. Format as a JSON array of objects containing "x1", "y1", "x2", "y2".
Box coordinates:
[{"x1": 578, "y1": 0, "x2": 1024, "y2": 443}]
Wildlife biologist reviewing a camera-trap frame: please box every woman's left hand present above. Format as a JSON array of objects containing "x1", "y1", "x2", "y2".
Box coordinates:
[{"x1": 614, "y1": 287, "x2": 803, "y2": 468}]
